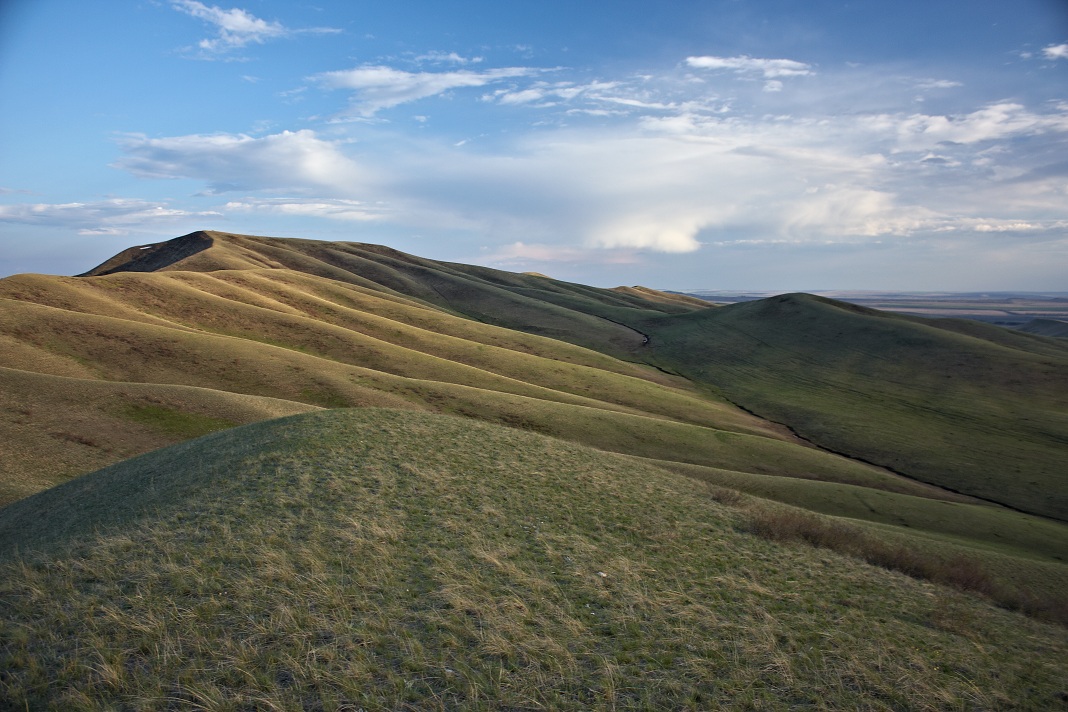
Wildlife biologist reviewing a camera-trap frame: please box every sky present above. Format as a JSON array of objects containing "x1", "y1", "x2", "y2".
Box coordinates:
[{"x1": 1, "y1": 1, "x2": 1067, "y2": 291}]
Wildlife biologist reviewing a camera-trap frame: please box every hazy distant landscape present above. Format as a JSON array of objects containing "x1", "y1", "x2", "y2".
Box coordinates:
[{"x1": 684, "y1": 291, "x2": 1068, "y2": 329}]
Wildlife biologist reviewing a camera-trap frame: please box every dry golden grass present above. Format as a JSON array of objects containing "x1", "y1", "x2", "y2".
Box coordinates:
[
  {"x1": 0, "y1": 366, "x2": 319, "y2": 505},
  {"x1": 2, "y1": 254, "x2": 887, "y2": 504}
]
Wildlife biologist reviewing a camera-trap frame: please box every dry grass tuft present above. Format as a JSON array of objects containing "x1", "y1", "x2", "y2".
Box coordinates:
[{"x1": 741, "y1": 505, "x2": 1068, "y2": 626}]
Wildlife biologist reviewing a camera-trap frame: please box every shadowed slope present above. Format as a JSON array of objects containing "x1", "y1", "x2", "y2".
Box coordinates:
[
  {"x1": 1020, "y1": 318, "x2": 1068, "y2": 339},
  {"x1": 640, "y1": 293, "x2": 1068, "y2": 520},
  {"x1": 1, "y1": 409, "x2": 1065, "y2": 710}
]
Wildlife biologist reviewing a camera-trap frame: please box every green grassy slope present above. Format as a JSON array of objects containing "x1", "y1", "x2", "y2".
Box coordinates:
[
  {"x1": 1020, "y1": 318, "x2": 1068, "y2": 339},
  {"x1": 2, "y1": 409, "x2": 1065, "y2": 710},
  {"x1": 639, "y1": 293, "x2": 1068, "y2": 521}
]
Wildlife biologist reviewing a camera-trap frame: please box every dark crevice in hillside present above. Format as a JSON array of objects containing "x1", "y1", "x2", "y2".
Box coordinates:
[
  {"x1": 595, "y1": 315, "x2": 651, "y2": 346},
  {"x1": 708, "y1": 393, "x2": 1043, "y2": 515}
]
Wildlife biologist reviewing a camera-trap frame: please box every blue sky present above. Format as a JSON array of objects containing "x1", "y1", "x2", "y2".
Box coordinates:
[{"x1": 1, "y1": 1, "x2": 1067, "y2": 290}]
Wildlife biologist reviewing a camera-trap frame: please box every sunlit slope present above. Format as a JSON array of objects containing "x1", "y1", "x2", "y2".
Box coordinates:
[
  {"x1": 640, "y1": 293, "x2": 1068, "y2": 520},
  {"x1": 2, "y1": 409, "x2": 1065, "y2": 710},
  {"x1": 0, "y1": 366, "x2": 320, "y2": 505},
  {"x1": 83, "y1": 230, "x2": 699, "y2": 356},
  {"x1": 1, "y1": 264, "x2": 916, "y2": 504}
]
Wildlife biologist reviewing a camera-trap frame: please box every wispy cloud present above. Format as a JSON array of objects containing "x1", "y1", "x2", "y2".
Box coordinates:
[
  {"x1": 915, "y1": 78, "x2": 963, "y2": 90},
  {"x1": 865, "y1": 102, "x2": 1068, "y2": 150},
  {"x1": 113, "y1": 130, "x2": 365, "y2": 193},
  {"x1": 414, "y1": 51, "x2": 483, "y2": 65},
  {"x1": 222, "y1": 198, "x2": 386, "y2": 221},
  {"x1": 686, "y1": 55, "x2": 814, "y2": 78},
  {"x1": 686, "y1": 55, "x2": 813, "y2": 93},
  {"x1": 312, "y1": 66, "x2": 540, "y2": 116},
  {"x1": 101, "y1": 57, "x2": 1068, "y2": 268},
  {"x1": 1043, "y1": 43, "x2": 1068, "y2": 60},
  {"x1": 0, "y1": 198, "x2": 219, "y2": 235},
  {"x1": 172, "y1": 0, "x2": 338, "y2": 58}
]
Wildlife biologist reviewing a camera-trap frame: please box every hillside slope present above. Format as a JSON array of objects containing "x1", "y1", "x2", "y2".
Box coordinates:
[
  {"x1": 2, "y1": 260, "x2": 906, "y2": 508},
  {"x1": 2, "y1": 409, "x2": 1065, "y2": 710},
  {"x1": 2, "y1": 230, "x2": 1065, "y2": 593},
  {"x1": 639, "y1": 293, "x2": 1068, "y2": 521},
  {"x1": 80, "y1": 230, "x2": 690, "y2": 357}
]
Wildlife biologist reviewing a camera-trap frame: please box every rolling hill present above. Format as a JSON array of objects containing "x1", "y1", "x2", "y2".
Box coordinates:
[
  {"x1": 636, "y1": 293, "x2": 1068, "y2": 521},
  {"x1": 1, "y1": 230, "x2": 1067, "y2": 706},
  {"x1": 1, "y1": 409, "x2": 1065, "y2": 710}
]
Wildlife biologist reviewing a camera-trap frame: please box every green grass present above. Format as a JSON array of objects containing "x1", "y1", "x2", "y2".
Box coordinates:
[
  {"x1": 639, "y1": 293, "x2": 1068, "y2": 520},
  {"x1": 2, "y1": 409, "x2": 1066, "y2": 710},
  {"x1": 117, "y1": 404, "x2": 237, "y2": 439},
  {"x1": 655, "y1": 460, "x2": 1067, "y2": 561}
]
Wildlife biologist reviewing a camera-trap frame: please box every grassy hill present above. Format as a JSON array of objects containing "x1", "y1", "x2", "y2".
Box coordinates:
[
  {"x1": 638, "y1": 293, "x2": 1068, "y2": 521},
  {"x1": 1020, "y1": 318, "x2": 1068, "y2": 339},
  {"x1": 2, "y1": 231, "x2": 1067, "y2": 645},
  {"x1": 2, "y1": 409, "x2": 1066, "y2": 710}
]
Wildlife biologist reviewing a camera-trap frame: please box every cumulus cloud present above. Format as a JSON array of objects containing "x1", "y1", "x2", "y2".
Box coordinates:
[
  {"x1": 172, "y1": 0, "x2": 337, "y2": 57},
  {"x1": 312, "y1": 66, "x2": 540, "y2": 115},
  {"x1": 1043, "y1": 43, "x2": 1068, "y2": 60},
  {"x1": 0, "y1": 198, "x2": 220, "y2": 235},
  {"x1": 686, "y1": 55, "x2": 813, "y2": 78},
  {"x1": 113, "y1": 130, "x2": 365, "y2": 193}
]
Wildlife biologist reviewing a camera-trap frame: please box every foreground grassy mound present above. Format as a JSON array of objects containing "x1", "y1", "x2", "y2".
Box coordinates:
[{"x1": 1, "y1": 409, "x2": 1066, "y2": 710}]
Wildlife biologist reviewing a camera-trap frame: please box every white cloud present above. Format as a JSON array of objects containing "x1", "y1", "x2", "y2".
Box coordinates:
[
  {"x1": 98, "y1": 60, "x2": 1068, "y2": 267},
  {"x1": 1043, "y1": 43, "x2": 1068, "y2": 60},
  {"x1": 915, "y1": 78, "x2": 963, "y2": 90},
  {"x1": 763, "y1": 80, "x2": 784, "y2": 93},
  {"x1": 113, "y1": 130, "x2": 365, "y2": 193},
  {"x1": 312, "y1": 66, "x2": 540, "y2": 115},
  {"x1": 0, "y1": 199, "x2": 219, "y2": 234},
  {"x1": 498, "y1": 88, "x2": 549, "y2": 105},
  {"x1": 414, "y1": 51, "x2": 483, "y2": 65},
  {"x1": 223, "y1": 198, "x2": 385, "y2": 221},
  {"x1": 172, "y1": 0, "x2": 338, "y2": 57},
  {"x1": 782, "y1": 186, "x2": 932, "y2": 238},
  {"x1": 875, "y1": 102, "x2": 1068, "y2": 150},
  {"x1": 686, "y1": 55, "x2": 813, "y2": 78}
]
